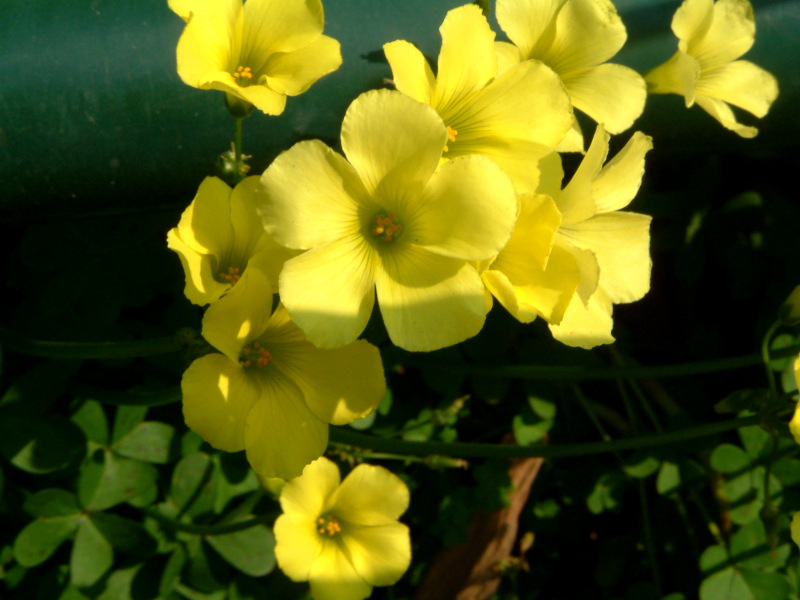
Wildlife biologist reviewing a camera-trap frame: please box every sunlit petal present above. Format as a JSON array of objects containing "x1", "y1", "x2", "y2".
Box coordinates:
[
  {"x1": 340, "y1": 522, "x2": 411, "y2": 587},
  {"x1": 592, "y1": 131, "x2": 653, "y2": 213},
  {"x1": 383, "y1": 40, "x2": 435, "y2": 105},
  {"x1": 334, "y1": 464, "x2": 410, "y2": 524},
  {"x1": 309, "y1": 543, "x2": 373, "y2": 600},
  {"x1": 549, "y1": 286, "x2": 615, "y2": 348}
]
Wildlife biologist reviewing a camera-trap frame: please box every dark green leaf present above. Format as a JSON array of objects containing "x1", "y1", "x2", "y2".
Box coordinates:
[
  {"x1": 13, "y1": 516, "x2": 79, "y2": 566},
  {"x1": 587, "y1": 472, "x2": 626, "y2": 515},
  {"x1": 0, "y1": 361, "x2": 80, "y2": 418},
  {"x1": 656, "y1": 461, "x2": 681, "y2": 495},
  {"x1": 160, "y1": 546, "x2": 187, "y2": 597},
  {"x1": 700, "y1": 569, "x2": 754, "y2": 600},
  {"x1": 739, "y1": 571, "x2": 792, "y2": 600},
  {"x1": 96, "y1": 564, "x2": 140, "y2": 600},
  {"x1": 80, "y1": 450, "x2": 158, "y2": 511},
  {"x1": 623, "y1": 452, "x2": 661, "y2": 479},
  {"x1": 0, "y1": 415, "x2": 86, "y2": 474},
  {"x1": 71, "y1": 517, "x2": 113, "y2": 588},
  {"x1": 205, "y1": 524, "x2": 275, "y2": 577},
  {"x1": 24, "y1": 489, "x2": 80, "y2": 518},
  {"x1": 111, "y1": 405, "x2": 148, "y2": 445},
  {"x1": 113, "y1": 421, "x2": 177, "y2": 464},
  {"x1": 90, "y1": 512, "x2": 156, "y2": 555},
  {"x1": 739, "y1": 424, "x2": 772, "y2": 461},
  {"x1": 70, "y1": 400, "x2": 109, "y2": 446},
  {"x1": 171, "y1": 452, "x2": 214, "y2": 514},
  {"x1": 710, "y1": 444, "x2": 751, "y2": 474}
]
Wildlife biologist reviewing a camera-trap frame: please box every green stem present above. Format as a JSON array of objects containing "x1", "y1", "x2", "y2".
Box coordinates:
[
  {"x1": 761, "y1": 320, "x2": 782, "y2": 402},
  {"x1": 142, "y1": 507, "x2": 275, "y2": 536},
  {"x1": 638, "y1": 479, "x2": 663, "y2": 596},
  {"x1": 0, "y1": 326, "x2": 183, "y2": 359},
  {"x1": 329, "y1": 415, "x2": 763, "y2": 460},
  {"x1": 70, "y1": 384, "x2": 182, "y2": 406}
]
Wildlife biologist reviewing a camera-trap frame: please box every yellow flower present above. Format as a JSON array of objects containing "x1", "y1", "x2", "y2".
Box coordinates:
[
  {"x1": 181, "y1": 269, "x2": 386, "y2": 479},
  {"x1": 274, "y1": 457, "x2": 411, "y2": 600},
  {"x1": 172, "y1": 0, "x2": 342, "y2": 115},
  {"x1": 383, "y1": 4, "x2": 573, "y2": 193},
  {"x1": 644, "y1": 0, "x2": 778, "y2": 138},
  {"x1": 495, "y1": 0, "x2": 647, "y2": 151},
  {"x1": 791, "y1": 512, "x2": 800, "y2": 551},
  {"x1": 789, "y1": 357, "x2": 800, "y2": 444},
  {"x1": 167, "y1": 176, "x2": 294, "y2": 306},
  {"x1": 547, "y1": 125, "x2": 653, "y2": 348},
  {"x1": 258, "y1": 89, "x2": 518, "y2": 352}
]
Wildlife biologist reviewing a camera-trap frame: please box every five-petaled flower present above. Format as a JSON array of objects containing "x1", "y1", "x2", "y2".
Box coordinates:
[
  {"x1": 644, "y1": 0, "x2": 778, "y2": 137},
  {"x1": 258, "y1": 89, "x2": 518, "y2": 352},
  {"x1": 171, "y1": 0, "x2": 342, "y2": 115},
  {"x1": 167, "y1": 176, "x2": 294, "y2": 306},
  {"x1": 180, "y1": 269, "x2": 386, "y2": 480},
  {"x1": 383, "y1": 3, "x2": 573, "y2": 194},
  {"x1": 274, "y1": 457, "x2": 411, "y2": 600},
  {"x1": 494, "y1": 0, "x2": 647, "y2": 151}
]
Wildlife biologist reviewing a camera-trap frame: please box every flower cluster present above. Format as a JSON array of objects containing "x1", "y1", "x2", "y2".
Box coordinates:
[{"x1": 166, "y1": 0, "x2": 779, "y2": 597}]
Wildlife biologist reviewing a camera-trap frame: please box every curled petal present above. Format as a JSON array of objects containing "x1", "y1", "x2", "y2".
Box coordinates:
[{"x1": 694, "y1": 95, "x2": 758, "y2": 137}]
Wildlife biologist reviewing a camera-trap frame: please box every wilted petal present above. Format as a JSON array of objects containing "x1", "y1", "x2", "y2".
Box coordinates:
[
  {"x1": 181, "y1": 354, "x2": 256, "y2": 452},
  {"x1": 279, "y1": 236, "x2": 377, "y2": 349},
  {"x1": 376, "y1": 246, "x2": 488, "y2": 351}
]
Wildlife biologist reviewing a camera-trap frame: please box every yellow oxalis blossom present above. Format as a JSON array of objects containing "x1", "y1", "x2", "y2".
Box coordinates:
[
  {"x1": 258, "y1": 89, "x2": 518, "y2": 352},
  {"x1": 789, "y1": 356, "x2": 800, "y2": 444},
  {"x1": 495, "y1": 0, "x2": 647, "y2": 152},
  {"x1": 383, "y1": 3, "x2": 573, "y2": 194},
  {"x1": 792, "y1": 511, "x2": 800, "y2": 552},
  {"x1": 167, "y1": 176, "x2": 294, "y2": 306},
  {"x1": 274, "y1": 457, "x2": 411, "y2": 600},
  {"x1": 181, "y1": 269, "x2": 386, "y2": 480},
  {"x1": 644, "y1": 0, "x2": 778, "y2": 138},
  {"x1": 172, "y1": 0, "x2": 342, "y2": 115}
]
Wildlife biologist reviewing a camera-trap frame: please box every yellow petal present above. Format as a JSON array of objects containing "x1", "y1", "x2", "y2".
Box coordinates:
[
  {"x1": 334, "y1": 464, "x2": 410, "y2": 524},
  {"x1": 308, "y1": 544, "x2": 373, "y2": 600},
  {"x1": 181, "y1": 354, "x2": 257, "y2": 452},
  {"x1": 447, "y1": 59, "x2": 573, "y2": 158},
  {"x1": 434, "y1": 5, "x2": 498, "y2": 113},
  {"x1": 266, "y1": 307, "x2": 386, "y2": 425},
  {"x1": 549, "y1": 286, "x2": 615, "y2": 348},
  {"x1": 280, "y1": 457, "x2": 341, "y2": 518},
  {"x1": 557, "y1": 124, "x2": 608, "y2": 225},
  {"x1": 542, "y1": 0, "x2": 628, "y2": 73},
  {"x1": 697, "y1": 60, "x2": 778, "y2": 118},
  {"x1": 376, "y1": 246, "x2": 488, "y2": 352},
  {"x1": 241, "y1": 0, "x2": 324, "y2": 57},
  {"x1": 244, "y1": 369, "x2": 328, "y2": 480},
  {"x1": 694, "y1": 95, "x2": 758, "y2": 137},
  {"x1": 559, "y1": 212, "x2": 652, "y2": 304},
  {"x1": 496, "y1": 0, "x2": 566, "y2": 60},
  {"x1": 484, "y1": 244, "x2": 580, "y2": 324},
  {"x1": 259, "y1": 140, "x2": 366, "y2": 249},
  {"x1": 175, "y1": 0, "x2": 239, "y2": 86},
  {"x1": 168, "y1": 0, "x2": 194, "y2": 21},
  {"x1": 175, "y1": 177, "x2": 235, "y2": 256},
  {"x1": 166, "y1": 228, "x2": 230, "y2": 306},
  {"x1": 490, "y1": 193, "x2": 561, "y2": 282},
  {"x1": 555, "y1": 117, "x2": 585, "y2": 153},
  {"x1": 671, "y1": 0, "x2": 714, "y2": 47},
  {"x1": 494, "y1": 41, "x2": 524, "y2": 76},
  {"x1": 644, "y1": 51, "x2": 701, "y2": 105},
  {"x1": 383, "y1": 40, "x2": 435, "y2": 105},
  {"x1": 682, "y1": 0, "x2": 755, "y2": 68},
  {"x1": 412, "y1": 155, "x2": 517, "y2": 261},
  {"x1": 341, "y1": 90, "x2": 445, "y2": 196},
  {"x1": 201, "y1": 268, "x2": 273, "y2": 362},
  {"x1": 274, "y1": 514, "x2": 325, "y2": 581},
  {"x1": 592, "y1": 131, "x2": 653, "y2": 213},
  {"x1": 791, "y1": 513, "x2": 800, "y2": 551},
  {"x1": 229, "y1": 176, "x2": 268, "y2": 263},
  {"x1": 279, "y1": 237, "x2": 377, "y2": 349},
  {"x1": 558, "y1": 240, "x2": 599, "y2": 303},
  {"x1": 340, "y1": 522, "x2": 411, "y2": 587},
  {"x1": 215, "y1": 77, "x2": 288, "y2": 115},
  {"x1": 536, "y1": 152, "x2": 565, "y2": 198},
  {"x1": 265, "y1": 35, "x2": 342, "y2": 96},
  {"x1": 246, "y1": 235, "x2": 300, "y2": 293},
  {"x1": 561, "y1": 63, "x2": 647, "y2": 134}
]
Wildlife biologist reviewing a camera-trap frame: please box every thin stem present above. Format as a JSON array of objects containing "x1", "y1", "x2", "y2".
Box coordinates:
[
  {"x1": 142, "y1": 507, "x2": 275, "y2": 536},
  {"x1": 573, "y1": 384, "x2": 624, "y2": 465},
  {"x1": 638, "y1": 479, "x2": 663, "y2": 596},
  {"x1": 329, "y1": 415, "x2": 763, "y2": 460},
  {"x1": 70, "y1": 384, "x2": 181, "y2": 406},
  {"x1": 0, "y1": 326, "x2": 183, "y2": 359},
  {"x1": 761, "y1": 320, "x2": 782, "y2": 402}
]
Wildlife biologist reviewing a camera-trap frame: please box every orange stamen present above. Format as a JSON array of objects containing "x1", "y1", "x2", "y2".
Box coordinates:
[
  {"x1": 371, "y1": 213, "x2": 403, "y2": 243},
  {"x1": 444, "y1": 125, "x2": 458, "y2": 152}
]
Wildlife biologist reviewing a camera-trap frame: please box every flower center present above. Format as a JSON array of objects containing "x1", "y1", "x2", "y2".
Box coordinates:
[
  {"x1": 232, "y1": 65, "x2": 253, "y2": 87},
  {"x1": 239, "y1": 340, "x2": 272, "y2": 368},
  {"x1": 371, "y1": 212, "x2": 403, "y2": 243},
  {"x1": 219, "y1": 266, "x2": 241, "y2": 286},
  {"x1": 316, "y1": 514, "x2": 342, "y2": 537},
  {"x1": 444, "y1": 126, "x2": 458, "y2": 153}
]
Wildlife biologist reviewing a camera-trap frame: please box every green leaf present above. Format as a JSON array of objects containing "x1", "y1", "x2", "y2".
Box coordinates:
[
  {"x1": 512, "y1": 399, "x2": 553, "y2": 446},
  {"x1": 700, "y1": 569, "x2": 754, "y2": 600},
  {"x1": 70, "y1": 400, "x2": 109, "y2": 446},
  {"x1": 90, "y1": 512, "x2": 156, "y2": 556},
  {"x1": 587, "y1": 472, "x2": 626, "y2": 515},
  {"x1": 183, "y1": 537, "x2": 230, "y2": 593},
  {"x1": 710, "y1": 444, "x2": 751, "y2": 474},
  {"x1": 0, "y1": 415, "x2": 86, "y2": 474},
  {"x1": 24, "y1": 489, "x2": 80, "y2": 518},
  {"x1": 160, "y1": 546, "x2": 187, "y2": 597},
  {"x1": 739, "y1": 571, "x2": 792, "y2": 600},
  {"x1": 13, "y1": 516, "x2": 79, "y2": 566},
  {"x1": 181, "y1": 430, "x2": 205, "y2": 456},
  {"x1": 769, "y1": 333, "x2": 797, "y2": 372},
  {"x1": 377, "y1": 387, "x2": 393, "y2": 416},
  {"x1": 111, "y1": 405, "x2": 148, "y2": 445},
  {"x1": 171, "y1": 452, "x2": 214, "y2": 514},
  {"x1": 730, "y1": 519, "x2": 790, "y2": 571},
  {"x1": 623, "y1": 452, "x2": 661, "y2": 479},
  {"x1": 699, "y1": 545, "x2": 729, "y2": 574},
  {"x1": 113, "y1": 421, "x2": 177, "y2": 464},
  {"x1": 656, "y1": 461, "x2": 681, "y2": 495},
  {"x1": 80, "y1": 449, "x2": 158, "y2": 511},
  {"x1": 529, "y1": 396, "x2": 556, "y2": 420},
  {"x1": 205, "y1": 524, "x2": 276, "y2": 577},
  {"x1": 96, "y1": 564, "x2": 140, "y2": 600},
  {"x1": 739, "y1": 424, "x2": 772, "y2": 461},
  {"x1": 71, "y1": 517, "x2": 113, "y2": 588},
  {"x1": 348, "y1": 410, "x2": 376, "y2": 431}
]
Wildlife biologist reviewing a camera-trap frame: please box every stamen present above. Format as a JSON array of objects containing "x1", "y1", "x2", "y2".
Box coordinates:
[
  {"x1": 239, "y1": 341, "x2": 272, "y2": 368},
  {"x1": 316, "y1": 514, "x2": 342, "y2": 537},
  {"x1": 219, "y1": 266, "x2": 241, "y2": 285},
  {"x1": 444, "y1": 125, "x2": 458, "y2": 153},
  {"x1": 370, "y1": 212, "x2": 403, "y2": 243},
  {"x1": 232, "y1": 66, "x2": 253, "y2": 86}
]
